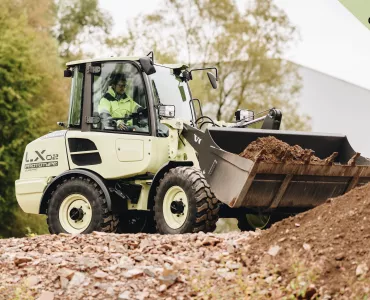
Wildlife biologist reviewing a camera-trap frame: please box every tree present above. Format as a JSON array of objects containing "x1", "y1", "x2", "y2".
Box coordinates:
[
  {"x1": 0, "y1": 0, "x2": 114, "y2": 237},
  {"x1": 54, "y1": 0, "x2": 112, "y2": 61},
  {"x1": 107, "y1": 0, "x2": 310, "y2": 130},
  {"x1": 0, "y1": 0, "x2": 60, "y2": 236}
]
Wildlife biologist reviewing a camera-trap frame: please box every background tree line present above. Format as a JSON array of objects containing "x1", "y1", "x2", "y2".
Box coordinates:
[
  {"x1": 0, "y1": 0, "x2": 110, "y2": 237},
  {"x1": 0, "y1": 0, "x2": 309, "y2": 237}
]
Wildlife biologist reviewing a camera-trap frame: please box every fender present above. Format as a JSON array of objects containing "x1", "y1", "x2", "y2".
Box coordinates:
[
  {"x1": 147, "y1": 160, "x2": 193, "y2": 209},
  {"x1": 39, "y1": 169, "x2": 112, "y2": 214}
]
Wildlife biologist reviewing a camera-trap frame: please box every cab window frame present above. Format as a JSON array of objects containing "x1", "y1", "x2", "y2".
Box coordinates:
[
  {"x1": 90, "y1": 60, "x2": 152, "y2": 136},
  {"x1": 67, "y1": 64, "x2": 85, "y2": 128}
]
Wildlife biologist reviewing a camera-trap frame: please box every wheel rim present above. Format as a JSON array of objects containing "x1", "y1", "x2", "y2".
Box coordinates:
[
  {"x1": 59, "y1": 194, "x2": 92, "y2": 233},
  {"x1": 163, "y1": 186, "x2": 188, "y2": 229},
  {"x1": 245, "y1": 214, "x2": 271, "y2": 229}
]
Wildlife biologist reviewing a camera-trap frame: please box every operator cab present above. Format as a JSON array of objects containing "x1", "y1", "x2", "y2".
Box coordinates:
[{"x1": 65, "y1": 56, "x2": 203, "y2": 137}]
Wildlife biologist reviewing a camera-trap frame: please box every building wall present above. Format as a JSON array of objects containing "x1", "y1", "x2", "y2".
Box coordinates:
[{"x1": 297, "y1": 65, "x2": 370, "y2": 157}]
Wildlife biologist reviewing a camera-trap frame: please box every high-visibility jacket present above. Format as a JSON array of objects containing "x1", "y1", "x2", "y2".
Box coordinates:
[{"x1": 98, "y1": 87, "x2": 140, "y2": 118}]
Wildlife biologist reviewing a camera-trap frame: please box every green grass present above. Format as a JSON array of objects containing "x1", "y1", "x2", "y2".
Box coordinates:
[{"x1": 0, "y1": 208, "x2": 48, "y2": 238}]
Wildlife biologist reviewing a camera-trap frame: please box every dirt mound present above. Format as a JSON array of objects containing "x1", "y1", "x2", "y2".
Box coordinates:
[
  {"x1": 1, "y1": 185, "x2": 370, "y2": 299},
  {"x1": 236, "y1": 183, "x2": 370, "y2": 298},
  {"x1": 240, "y1": 136, "x2": 330, "y2": 165}
]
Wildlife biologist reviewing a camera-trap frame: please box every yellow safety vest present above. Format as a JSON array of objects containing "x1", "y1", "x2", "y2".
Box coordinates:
[{"x1": 98, "y1": 87, "x2": 140, "y2": 118}]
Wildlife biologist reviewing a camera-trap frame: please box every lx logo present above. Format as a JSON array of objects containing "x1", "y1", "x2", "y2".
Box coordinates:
[{"x1": 24, "y1": 149, "x2": 59, "y2": 167}]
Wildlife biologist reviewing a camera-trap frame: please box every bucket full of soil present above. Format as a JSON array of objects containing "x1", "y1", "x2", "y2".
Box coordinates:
[
  {"x1": 183, "y1": 124, "x2": 370, "y2": 211},
  {"x1": 239, "y1": 136, "x2": 329, "y2": 165}
]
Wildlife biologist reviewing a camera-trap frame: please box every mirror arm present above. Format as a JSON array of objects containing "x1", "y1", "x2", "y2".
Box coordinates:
[
  {"x1": 189, "y1": 67, "x2": 218, "y2": 81},
  {"x1": 146, "y1": 51, "x2": 154, "y2": 62}
]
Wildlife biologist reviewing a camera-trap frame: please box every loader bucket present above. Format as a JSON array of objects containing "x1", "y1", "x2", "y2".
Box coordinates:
[{"x1": 182, "y1": 125, "x2": 370, "y2": 210}]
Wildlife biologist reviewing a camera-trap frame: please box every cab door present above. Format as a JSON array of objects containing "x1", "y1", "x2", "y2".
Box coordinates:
[{"x1": 65, "y1": 60, "x2": 169, "y2": 179}]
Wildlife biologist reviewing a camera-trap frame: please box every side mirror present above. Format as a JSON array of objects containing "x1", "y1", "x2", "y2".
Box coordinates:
[
  {"x1": 64, "y1": 69, "x2": 73, "y2": 77},
  {"x1": 207, "y1": 72, "x2": 217, "y2": 89},
  {"x1": 139, "y1": 57, "x2": 156, "y2": 75},
  {"x1": 158, "y1": 105, "x2": 175, "y2": 118}
]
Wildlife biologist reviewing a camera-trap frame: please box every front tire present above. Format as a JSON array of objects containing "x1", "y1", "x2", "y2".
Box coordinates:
[
  {"x1": 47, "y1": 176, "x2": 118, "y2": 234},
  {"x1": 154, "y1": 167, "x2": 219, "y2": 234}
]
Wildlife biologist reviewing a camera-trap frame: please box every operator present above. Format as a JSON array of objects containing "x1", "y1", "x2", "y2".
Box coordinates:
[{"x1": 98, "y1": 74, "x2": 141, "y2": 131}]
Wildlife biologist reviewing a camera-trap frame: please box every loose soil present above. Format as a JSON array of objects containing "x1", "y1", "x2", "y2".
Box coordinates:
[
  {"x1": 1, "y1": 184, "x2": 370, "y2": 299},
  {"x1": 236, "y1": 182, "x2": 370, "y2": 299},
  {"x1": 239, "y1": 136, "x2": 328, "y2": 165}
]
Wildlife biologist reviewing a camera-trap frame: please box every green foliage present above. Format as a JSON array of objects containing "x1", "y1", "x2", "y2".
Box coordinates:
[
  {"x1": 54, "y1": 0, "x2": 112, "y2": 61},
  {"x1": 1, "y1": 208, "x2": 48, "y2": 238},
  {"x1": 0, "y1": 2, "x2": 42, "y2": 229},
  {"x1": 0, "y1": 0, "x2": 112, "y2": 238}
]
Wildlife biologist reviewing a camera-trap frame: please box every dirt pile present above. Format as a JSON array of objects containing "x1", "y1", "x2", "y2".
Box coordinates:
[
  {"x1": 1, "y1": 184, "x2": 370, "y2": 299},
  {"x1": 240, "y1": 136, "x2": 331, "y2": 165},
  {"x1": 233, "y1": 183, "x2": 370, "y2": 298}
]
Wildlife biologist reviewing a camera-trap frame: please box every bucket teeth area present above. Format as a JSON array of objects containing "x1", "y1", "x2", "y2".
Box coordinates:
[
  {"x1": 348, "y1": 152, "x2": 361, "y2": 166},
  {"x1": 324, "y1": 152, "x2": 338, "y2": 165}
]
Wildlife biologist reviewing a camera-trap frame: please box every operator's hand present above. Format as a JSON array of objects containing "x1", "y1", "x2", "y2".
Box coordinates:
[{"x1": 117, "y1": 120, "x2": 128, "y2": 131}]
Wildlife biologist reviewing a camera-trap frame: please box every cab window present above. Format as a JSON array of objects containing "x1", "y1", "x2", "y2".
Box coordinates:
[
  {"x1": 92, "y1": 62, "x2": 149, "y2": 134},
  {"x1": 68, "y1": 65, "x2": 84, "y2": 127},
  {"x1": 149, "y1": 65, "x2": 193, "y2": 121}
]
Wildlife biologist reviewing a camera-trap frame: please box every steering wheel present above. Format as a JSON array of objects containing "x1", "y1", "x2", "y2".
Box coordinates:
[{"x1": 110, "y1": 108, "x2": 148, "y2": 131}]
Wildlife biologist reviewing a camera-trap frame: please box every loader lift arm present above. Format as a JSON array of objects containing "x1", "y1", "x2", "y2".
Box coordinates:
[{"x1": 232, "y1": 108, "x2": 282, "y2": 130}]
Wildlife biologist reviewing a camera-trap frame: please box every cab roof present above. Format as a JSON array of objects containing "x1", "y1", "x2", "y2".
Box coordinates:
[{"x1": 66, "y1": 57, "x2": 188, "y2": 70}]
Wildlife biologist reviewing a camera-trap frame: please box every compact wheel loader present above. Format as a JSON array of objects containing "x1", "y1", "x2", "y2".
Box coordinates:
[{"x1": 15, "y1": 54, "x2": 370, "y2": 234}]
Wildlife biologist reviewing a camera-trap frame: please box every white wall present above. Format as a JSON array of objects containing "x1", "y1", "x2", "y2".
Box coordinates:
[{"x1": 297, "y1": 65, "x2": 370, "y2": 157}]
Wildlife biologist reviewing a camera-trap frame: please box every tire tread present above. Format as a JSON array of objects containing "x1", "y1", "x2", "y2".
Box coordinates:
[
  {"x1": 46, "y1": 176, "x2": 118, "y2": 234},
  {"x1": 154, "y1": 166, "x2": 219, "y2": 234}
]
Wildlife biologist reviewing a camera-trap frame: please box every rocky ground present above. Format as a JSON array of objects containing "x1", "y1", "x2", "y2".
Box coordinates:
[
  {"x1": 0, "y1": 230, "x2": 253, "y2": 300},
  {"x1": 1, "y1": 183, "x2": 370, "y2": 299}
]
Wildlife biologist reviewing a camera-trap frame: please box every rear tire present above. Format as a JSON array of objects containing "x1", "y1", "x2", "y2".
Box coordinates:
[
  {"x1": 154, "y1": 167, "x2": 219, "y2": 234},
  {"x1": 237, "y1": 213, "x2": 286, "y2": 231},
  {"x1": 47, "y1": 176, "x2": 118, "y2": 234}
]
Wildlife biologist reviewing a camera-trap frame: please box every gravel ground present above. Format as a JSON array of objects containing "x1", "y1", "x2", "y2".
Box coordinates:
[
  {"x1": 0, "y1": 231, "x2": 255, "y2": 300},
  {"x1": 1, "y1": 184, "x2": 370, "y2": 300}
]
